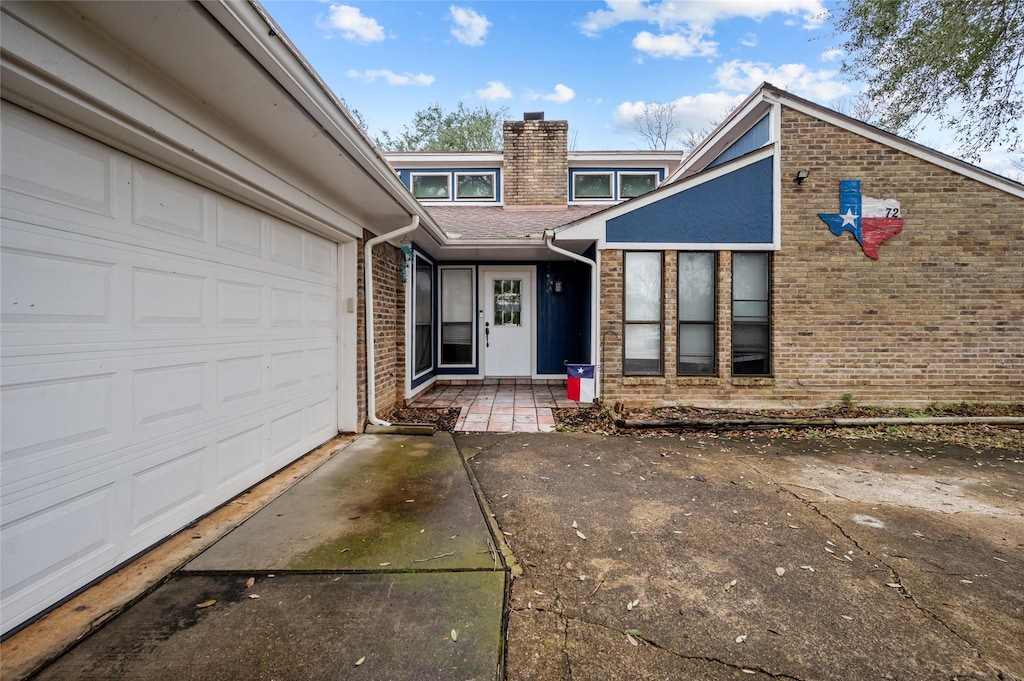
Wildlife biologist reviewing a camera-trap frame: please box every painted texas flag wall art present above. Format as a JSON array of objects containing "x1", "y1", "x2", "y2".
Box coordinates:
[
  {"x1": 567, "y1": 364, "x2": 595, "y2": 403},
  {"x1": 818, "y1": 180, "x2": 904, "y2": 259}
]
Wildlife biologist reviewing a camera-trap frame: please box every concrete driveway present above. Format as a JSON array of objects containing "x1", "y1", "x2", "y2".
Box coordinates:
[{"x1": 462, "y1": 432, "x2": 1024, "y2": 680}]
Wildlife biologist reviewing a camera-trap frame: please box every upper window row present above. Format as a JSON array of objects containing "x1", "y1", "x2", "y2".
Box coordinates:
[
  {"x1": 571, "y1": 170, "x2": 659, "y2": 202},
  {"x1": 404, "y1": 168, "x2": 662, "y2": 203},
  {"x1": 411, "y1": 172, "x2": 497, "y2": 202}
]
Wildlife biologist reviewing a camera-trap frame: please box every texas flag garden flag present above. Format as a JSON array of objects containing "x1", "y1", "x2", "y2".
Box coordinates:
[{"x1": 567, "y1": 364, "x2": 595, "y2": 403}]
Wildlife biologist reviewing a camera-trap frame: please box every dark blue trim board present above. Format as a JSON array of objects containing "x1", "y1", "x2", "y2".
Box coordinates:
[
  {"x1": 709, "y1": 115, "x2": 770, "y2": 169},
  {"x1": 606, "y1": 156, "x2": 774, "y2": 245}
]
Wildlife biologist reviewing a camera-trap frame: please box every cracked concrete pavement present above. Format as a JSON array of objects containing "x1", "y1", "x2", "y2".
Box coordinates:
[{"x1": 460, "y1": 432, "x2": 1024, "y2": 680}]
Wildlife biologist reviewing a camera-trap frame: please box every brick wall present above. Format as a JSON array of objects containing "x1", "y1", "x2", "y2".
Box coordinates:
[
  {"x1": 358, "y1": 231, "x2": 405, "y2": 426},
  {"x1": 503, "y1": 119, "x2": 568, "y2": 206},
  {"x1": 598, "y1": 107, "x2": 1024, "y2": 408}
]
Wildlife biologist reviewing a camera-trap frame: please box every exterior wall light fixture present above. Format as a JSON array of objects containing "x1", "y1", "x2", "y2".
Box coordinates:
[{"x1": 795, "y1": 169, "x2": 810, "y2": 185}]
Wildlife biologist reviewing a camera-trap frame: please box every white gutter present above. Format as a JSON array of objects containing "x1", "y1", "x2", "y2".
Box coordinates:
[
  {"x1": 365, "y1": 216, "x2": 420, "y2": 427},
  {"x1": 544, "y1": 230, "x2": 600, "y2": 397}
]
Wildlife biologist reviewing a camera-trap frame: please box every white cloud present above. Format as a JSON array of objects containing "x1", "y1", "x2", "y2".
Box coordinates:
[
  {"x1": 611, "y1": 91, "x2": 748, "y2": 134},
  {"x1": 543, "y1": 84, "x2": 576, "y2": 104},
  {"x1": 632, "y1": 30, "x2": 717, "y2": 59},
  {"x1": 476, "y1": 80, "x2": 513, "y2": 100},
  {"x1": 347, "y1": 69, "x2": 435, "y2": 86},
  {"x1": 740, "y1": 32, "x2": 758, "y2": 48},
  {"x1": 714, "y1": 60, "x2": 850, "y2": 101},
  {"x1": 449, "y1": 5, "x2": 491, "y2": 46},
  {"x1": 820, "y1": 47, "x2": 844, "y2": 62},
  {"x1": 319, "y1": 5, "x2": 385, "y2": 44},
  {"x1": 579, "y1": 0, "x2": 829, "y2": 37}
]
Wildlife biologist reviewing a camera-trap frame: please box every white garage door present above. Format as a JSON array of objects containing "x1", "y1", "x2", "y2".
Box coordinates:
[{"x1": 0, "y1": 104, "x2": 340, "y2": 635}]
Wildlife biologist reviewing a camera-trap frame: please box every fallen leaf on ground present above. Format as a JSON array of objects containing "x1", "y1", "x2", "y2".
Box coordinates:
[
  {"x1": 248, "y1": 594, "x2": 261, "y2": 600},
  {"x1": 886, "y1": 582, "x2": 901, "y2": 588},
  {"x1": 450, "y1": 629, "x2": 458, "y2": 642},
  {"x1": 627, "y1": 598, "x2": 640, "y2": 610},
  {"x1": 775, "y1": 567, "x2": 786, "y2": 576},
  {"x1": 355, "y1": 656, "x2": 365, "y2": 666},
  {"x1": 196, "y1": 600, "x2": 216, "y2": 608},
  {"x1": 626, "y1": 633, "x2": 639, "y2": 646},
  {"x1": 246, "y1": 577, "x2": 255, "y2": 588},
  {"x1": 724, "y1": 579, "x2": 737, "y2": 591},
  {"x1": 736, "y1": 634, "x2": 747, "y2": 643},
  {"x1": 576, "y1": 530, "x2": 587, "y2": 540}
]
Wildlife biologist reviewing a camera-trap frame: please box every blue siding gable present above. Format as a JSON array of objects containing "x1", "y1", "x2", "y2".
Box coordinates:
[
  {"x1": 606, "y1": 156, "x2": 773, "y2": 245},
  {"x1": 708, "y1": 115, "x2": 770, "y2": 169}
]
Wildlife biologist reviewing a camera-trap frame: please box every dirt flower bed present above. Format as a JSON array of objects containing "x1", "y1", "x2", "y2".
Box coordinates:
[
  {"x1": 382, "y1": 402, "x2": 1023, "y2": 452},
  {"x1": 554, "y1": 402, "x2": 1024, "y2": 452},
  {"x1": 382, "y1": 406, "x2": 461, "y2": 432}
]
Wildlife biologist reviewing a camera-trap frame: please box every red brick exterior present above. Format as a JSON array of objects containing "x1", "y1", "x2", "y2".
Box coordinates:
[{"x1": 598, "y1": 106, "x2": 1024, "y2": 408}]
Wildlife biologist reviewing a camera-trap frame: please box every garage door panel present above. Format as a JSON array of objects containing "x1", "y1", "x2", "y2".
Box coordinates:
[
  {"x1": 0, "y1": 246, "x2": 115, "y2": 325},
  {"x1": 131, "y1": 164, "x2": 209, "y2": 244},
  {"x1": 216, "y1": 200, "x2": 264, "y2": 256},
  {"x1": 1, "y1": 478, "x2": 119, "y2": 627},
  {"x1": 128, "y1": 446, "x2": 205, "y2": 537},
  {"x1": 214, "y1": 424, "x2": 265, "y2": 489},
  {"x1": 1, "y1": 106, "x2": 342, "y2": 635},
  {"x1": 0, "y1": 106, "x2": 117, "y2": 219}
]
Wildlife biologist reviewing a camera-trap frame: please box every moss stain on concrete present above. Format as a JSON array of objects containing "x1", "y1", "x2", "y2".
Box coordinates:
[{"x1": 287, "y1": 436, "x2": 497, "y2": 570}]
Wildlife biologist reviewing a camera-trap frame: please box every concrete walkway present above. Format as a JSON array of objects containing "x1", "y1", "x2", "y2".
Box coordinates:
[{"x1": 29, "y1": 434, "x2": 507, "y2": 681}]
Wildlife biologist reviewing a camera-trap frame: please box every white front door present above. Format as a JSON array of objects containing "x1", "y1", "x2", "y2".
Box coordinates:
[{"x1": 482, "y1": 268, "x2": 533, "y2": 376}]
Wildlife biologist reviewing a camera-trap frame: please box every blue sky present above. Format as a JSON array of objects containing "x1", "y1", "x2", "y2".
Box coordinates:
[{"x1": 262, "y1": 0, "x2": 1016, "y2": 176}]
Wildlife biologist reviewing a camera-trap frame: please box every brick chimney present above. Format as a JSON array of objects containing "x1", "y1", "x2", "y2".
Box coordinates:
[{"x1": 502, "y1": 113, "x2": 568, "y2": 208}]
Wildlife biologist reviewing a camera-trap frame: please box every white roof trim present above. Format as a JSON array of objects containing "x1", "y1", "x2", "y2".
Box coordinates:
[
  {"x1": 761, "y1": 88, "x2": 1024, "y2": 199},
  {"x1": 202, "y1": 0, "x2": 450, "y2": 238},
  {"x1": 663, "y1": 90, "x2": 771, "y2": 185}
]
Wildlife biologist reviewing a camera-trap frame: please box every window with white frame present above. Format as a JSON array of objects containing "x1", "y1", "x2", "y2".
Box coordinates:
[
  {"x1": 619, "y1": 172, "x2": 658, "y2": 198},
  {"x1": 414, "y1": 256, "x2": 434, "y2": 375},
  {"x1": 623, "y1": 251, "x2": 662, "y2": 375},
  {"x1": 573, "y1": 172, "x2": 613, "y2": 200},
  {"x1": 440, "y1": 267, "x2": 474, "y2": 365},
  {"x1": 455, "y1": 172, "x2": 496, "y2": 200},
  {"x1": 411, "y1": 173, "x2": 450, "y2": 199},
  {"x1": 732, "y1": 252, "x2": 771, "y2": 376},
  {"x1": 678, "y1": 252, "x2": 716, "y2": 375}
]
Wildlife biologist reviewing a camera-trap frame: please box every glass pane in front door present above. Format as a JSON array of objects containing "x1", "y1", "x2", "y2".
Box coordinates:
[{"x1": 493, "y1": 279, "x2": 522, "y2": 326}]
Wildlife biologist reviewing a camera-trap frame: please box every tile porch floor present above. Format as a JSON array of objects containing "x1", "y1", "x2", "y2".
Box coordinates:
[{"x1": 407, "y1": 383, "x2": 585, "y2": 433}]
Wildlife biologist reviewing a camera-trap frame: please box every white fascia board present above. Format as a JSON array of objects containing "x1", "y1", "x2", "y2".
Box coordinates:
[
  {"x1": 664, "y1": 91, "x2": 772, "y2": 185},
  {"x1": 558, "y1": 146, "x2": 776, "y2": 245},
  {"x1": 384, "y1": 152, "x2": 504, "y2": 166},
  {"x1": 602, "y1": 241, "x2": 778, "y2": 251},
  {"x1": 763, "y1": 89, "x2": 1024, "y2": 200},
  {"x1": 772, "y1": 99, "x2": 783, "y2": 251},
  {"x1": 569, "y1": 150, "x2": 682, "y2": 164},
  {"x1": 0, "y1": 3, "x2": 372, "y2": 242},
  {"x1": 203, "y1": 1, "x2": 449, "y2": 239}
]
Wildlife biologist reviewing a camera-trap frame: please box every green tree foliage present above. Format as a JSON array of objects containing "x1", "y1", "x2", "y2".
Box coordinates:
[
  {"x1": 835, "y1": 0, "x2": 1024, "y2": 159},
  {"x1": 375, "y1": 103, "x2": 510, "y2": 151}
]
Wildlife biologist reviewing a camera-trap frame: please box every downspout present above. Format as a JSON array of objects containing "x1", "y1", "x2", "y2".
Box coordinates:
[
  {"x1": 364, "y1": 215, "x2": 419, "y2": 427},
  {"x1": 544, "y1": 230, "x2": 600, "y2": 398}
]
